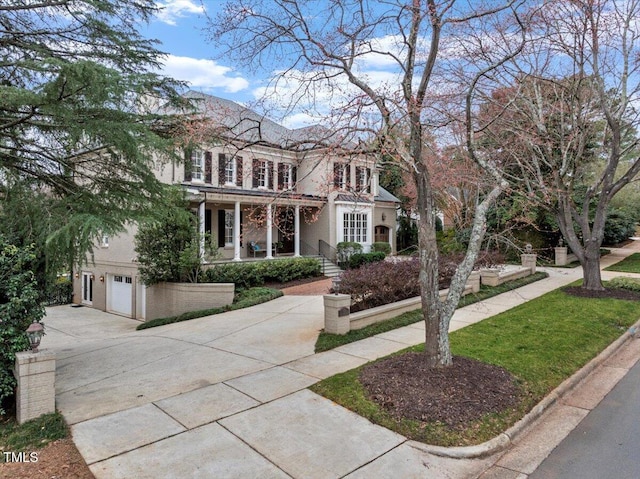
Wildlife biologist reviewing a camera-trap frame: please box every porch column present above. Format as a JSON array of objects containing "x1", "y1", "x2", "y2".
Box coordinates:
[
  {"x1": 233, "y1": 201, "x2": 241, "y2": 261},
  {"x1": 266, "y1": 203, "x2": 273, "y2": 259},
  {"x1": 198, "y1": 200, "x2": 205, "y2": 260},
  {"x1": 294, "y1": 204, "x2": 301, "y2": 257}
]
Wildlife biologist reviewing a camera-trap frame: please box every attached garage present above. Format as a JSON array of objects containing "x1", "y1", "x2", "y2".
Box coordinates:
[{"x1": 108, "y1": 274, "x2": 133, "y2": 317}]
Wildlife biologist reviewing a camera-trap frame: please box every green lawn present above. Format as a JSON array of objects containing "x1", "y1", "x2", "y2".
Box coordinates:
[
  {"x1": 0, "y1": 412, "x2": 68, "y2": 461},
  {"x1": 137, "y1": 287, "x2": 283, "y2": 330},
  {"x1": 605, "y1": 252, "x2": 640, "y2": 273},
  {"x1": 310, "y1": 283, "x2": 640, "y2": 447},
  {"x1": 315, "y1": 272, "x2": 549, "y2": 352}
]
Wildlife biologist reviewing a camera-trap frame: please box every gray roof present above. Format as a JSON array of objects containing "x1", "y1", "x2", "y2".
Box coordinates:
[
  {"x1": 375, "y1": 186, "x2": 401, "y2": 203},
  {"x1": 171, "y1": 91, "x2": 351, "y2": 151}
]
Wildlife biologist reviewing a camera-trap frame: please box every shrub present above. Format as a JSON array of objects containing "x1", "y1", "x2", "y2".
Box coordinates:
[
  {"x1": 339, "y1": 259, "x2": 421, "y2": 312},
  {"x1": 339, "y1": 251, "x2": 504, "y2": 312},
  {"x1": 135, "y1": 187, "x2": 202, "y2": 285},
  {"x1": 436, "y1": 229, "x2": 466, "y2": 254},
  {"x1": 0, "y1": 239, "x2": 45, "y2": 415},
  {"x1": 44, "y1": 278, "x2": 73, "y2": 306},
  {"x1": 372, "y1": 242, "x2": 392, "y2": 254},
  {"x1": 608, "y1": 276, "x2": 640, "y2": 292},
  {"x1": 203, "y1": 258, "x2": 321, "y2": 289},
  {"x1": 348, "y1": 251, "x2": 387, "y2": 269},
  {"x1": 336, "y1": 241, "x2": 362, "y2": 266},
  {"x1": 603, "y1": 209, "x2": 637, "y2": 245}
]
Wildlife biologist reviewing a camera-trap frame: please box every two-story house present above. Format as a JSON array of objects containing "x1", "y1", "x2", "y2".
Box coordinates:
[{"x1": 73, "y1": 91, "x2": 399, "y2": 319}]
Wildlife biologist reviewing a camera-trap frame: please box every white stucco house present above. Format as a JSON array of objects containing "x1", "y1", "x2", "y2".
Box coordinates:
[{"x1": 72, "y1": 91, "x2": 399, "y2": 319}]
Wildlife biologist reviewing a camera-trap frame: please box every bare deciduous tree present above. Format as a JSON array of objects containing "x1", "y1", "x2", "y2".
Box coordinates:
[
  {"x1": 479, "y1": 0, "x2": 640, "y2": 290},
  {"x1": 210, "y1": 0, "x2": 526, "y2": 367}
]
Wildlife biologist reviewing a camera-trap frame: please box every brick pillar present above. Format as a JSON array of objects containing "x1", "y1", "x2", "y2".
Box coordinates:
[
  {"x1": 15, "y1": 350, "x2": 56, "y2": 425},
  {"x1": 521, "y1": 253, "x2": 537, "y2": 274},
  {"x1": 323, "y1": 294, "x2": 351, "y2": 335}
]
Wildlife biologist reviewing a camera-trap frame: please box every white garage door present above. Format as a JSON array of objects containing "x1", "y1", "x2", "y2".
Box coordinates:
[{"x1": 109, "y1": 274, "x2": 132, "y2": 317}]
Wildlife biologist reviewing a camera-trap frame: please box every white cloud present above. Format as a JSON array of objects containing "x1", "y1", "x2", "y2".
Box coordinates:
[
  {"x1": 161, "y1": 55, "x2": 249, "y2": 92},
  {"x1": 155, "y1": 0, "x2": 205, "y2": 26}
]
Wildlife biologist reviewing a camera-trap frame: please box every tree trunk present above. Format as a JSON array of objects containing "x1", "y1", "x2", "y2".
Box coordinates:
[
  {"x1": 414, "y1": 165, "x2": 451, "y2": 368},
  {"x1": 582, "y1": 241, "x2": 605, "y2": 291}
]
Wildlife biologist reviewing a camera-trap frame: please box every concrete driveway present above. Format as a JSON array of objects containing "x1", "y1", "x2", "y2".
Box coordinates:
[
  {"x1": 48, "y1": 292, "x2": 499, "y2": 478},
  {"x1": 44, "y1": 243, "x2": 640, "y2": 478}
]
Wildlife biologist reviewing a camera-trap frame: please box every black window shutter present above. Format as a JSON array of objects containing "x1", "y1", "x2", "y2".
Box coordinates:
[
  {"x1": 366, "y1": 167, "x2": 371, "y2": 193},
  {"x1": 333, "y1": 163, "x2": 340, "y2": 188},
  {"x1": 236, "y1": 156, "x2": 243, "y2": 187},
  {"x1": 184, "y1": 149, "x2": 192, "y2": 181},
  {"x1": 277, "y1": 163, "x2": 285, "y2": 190},
  {"x1": 205, "y1": 209, "x2": 212, "y2": 235},
  {"x1": 268, "y1": 161, "x2": 274, "y2": 190},
  {"x1": 252, "y1": 159, "x2": 259, "y2": 188},
  {"x1": 217, "y1": 210, "x2": 225, "y2": 248},
  {"x1": 218, "y1": 154, "x2": 226, "y2": 185},
  {"x1": 292, "y1": 166, "x2": 297, "y2": 190},
  {"x1": 205, "y1": 151, "x2": 212, "y2": 183}
]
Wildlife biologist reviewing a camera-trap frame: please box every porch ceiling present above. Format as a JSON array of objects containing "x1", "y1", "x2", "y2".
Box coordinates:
[{"x1": 184, "y1": 185, "x2": 326, "y2": 207}]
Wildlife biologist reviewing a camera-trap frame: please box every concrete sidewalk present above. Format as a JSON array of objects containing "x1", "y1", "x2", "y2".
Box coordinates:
[{"x1": 43, "y1": 242, "x2": 640, "y2": 478}]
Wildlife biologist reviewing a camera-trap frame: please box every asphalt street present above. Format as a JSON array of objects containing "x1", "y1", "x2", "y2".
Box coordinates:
[{"x1": 529, "y1": 354, "x2": 640, "y2": 479}]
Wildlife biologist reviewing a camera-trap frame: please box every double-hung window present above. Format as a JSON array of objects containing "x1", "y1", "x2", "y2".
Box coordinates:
[
  {"x1": 191, "y1": 149, "x2": 204, "y2": 182},
  {"x1": 334, "y1": 163, "x2": 348, "y2": 190},
  {"x1": 224, "y1": 158, "x2": 236, "y2": 185},
  {"x1": 258, "y1": 161, "x2": 269, "y2": 188},
  {"x1": 224, "y1": 210, "x2": 234, "y2": 247},
  {"x1": 356, "y1": 166, "x2": 370, "y2": 193}
]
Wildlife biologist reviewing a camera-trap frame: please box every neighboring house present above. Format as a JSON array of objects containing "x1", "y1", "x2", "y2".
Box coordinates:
[{"x1": 73, "y1": 91, "x2": 399, "y2": 319}]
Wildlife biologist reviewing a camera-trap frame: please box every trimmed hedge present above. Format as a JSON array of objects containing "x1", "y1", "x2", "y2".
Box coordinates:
[
  {"x1": 372, "y1": 242, "x2": 392, "y2": 254},
  {"x1": 203, "y1": 257, "x2": 321, "y2": 289},
  {"x1": 608, "y1": 276, "x2": 640, "y2": 292},
  {"x1": 348, "y1": 251, "x2": 386, "y2": 269}
]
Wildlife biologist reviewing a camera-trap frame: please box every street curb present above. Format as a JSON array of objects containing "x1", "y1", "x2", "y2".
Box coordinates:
[{"x1": 410, "y1": 317, "x2": 640, "y2": 459}]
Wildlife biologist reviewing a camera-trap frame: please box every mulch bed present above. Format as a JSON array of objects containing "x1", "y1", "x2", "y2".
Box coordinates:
[
  {"x1": 563, "y1": 286, "x2": 640, "y2": 301},
  {"x1": 359, "y1": 353, "x2": 521, "y2": 429}
]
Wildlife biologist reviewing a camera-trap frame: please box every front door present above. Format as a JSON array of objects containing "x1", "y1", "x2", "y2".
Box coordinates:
[
  {"x1": 374, "y1": 225, "x2": 390, "y2": 243},
  {"x1": 81, "y1": 272, "x2": 93, "y2": 305}
]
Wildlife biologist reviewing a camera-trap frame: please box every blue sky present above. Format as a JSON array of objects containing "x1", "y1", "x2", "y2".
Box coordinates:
[{"x1": 143, "y1": 1, "x2": 256, "y2": 103}]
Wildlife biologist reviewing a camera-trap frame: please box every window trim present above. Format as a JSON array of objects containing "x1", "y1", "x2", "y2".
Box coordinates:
[
  {"x1": 224, "y1": 158, "x2": 237, "y2": 185},
  {"x1": 258, "y1": 160, "x2": 269, "y2": 189},
  {"x1": 224, "y1": 209, "x2": 234, "y2": 247},
  {"x1": 191, "y1": 149, "x2": 204, "y2": 182}
]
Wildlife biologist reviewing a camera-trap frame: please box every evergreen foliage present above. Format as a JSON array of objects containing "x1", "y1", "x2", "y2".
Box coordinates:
[
  {"x1": 0, "y1": 1, "x2": 186, "y2": 268},
  {"x1": 134, "y1": 188, "x2": 203, "y2": 285},
  {"x1": 0, "y1": 237, "x2": 45, "y2": 415}
]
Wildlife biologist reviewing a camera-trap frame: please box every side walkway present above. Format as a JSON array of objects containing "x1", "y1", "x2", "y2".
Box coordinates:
[{"x1": 44, "y1": 242, "x2": 640, "y2": 478}]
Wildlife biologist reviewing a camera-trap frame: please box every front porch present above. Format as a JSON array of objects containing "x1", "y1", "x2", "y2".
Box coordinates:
[{"x1": 189, "y1": 188, "x2": 326, "y2": 262}]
